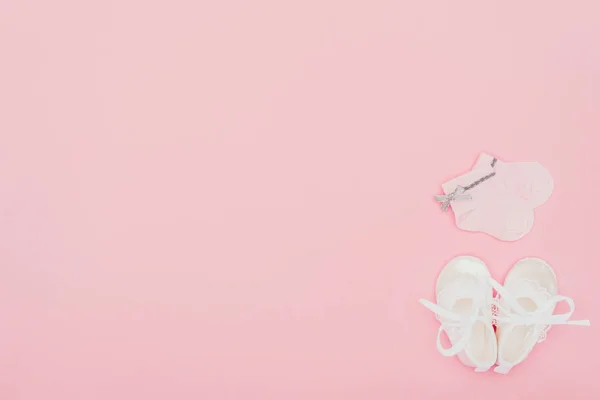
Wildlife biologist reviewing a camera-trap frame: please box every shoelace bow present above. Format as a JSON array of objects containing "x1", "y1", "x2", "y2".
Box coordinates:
[
  {"x1": 419, "y1": 299, "x2": 488, "y2": 358},
  {"x1": 489, "y1": 279, "x2": 589, "y2": 374},
  {"x1": 419, "y1": 275, "x2": 493, "y2": 359},
  {"x1": 489, "y1": 279, "x2": 591, "y2": 329}
]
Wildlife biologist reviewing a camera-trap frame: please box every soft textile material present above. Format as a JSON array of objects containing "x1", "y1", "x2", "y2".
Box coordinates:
[
  {"x1": 419, "y1": 256, "x2": 497, "y2": 372},
  {"x1": 441, "y1": 154, "x2": 553, "y2": 241},
  {"x1": 493, "y1": 258, "x2": 590, "y2": 374}
]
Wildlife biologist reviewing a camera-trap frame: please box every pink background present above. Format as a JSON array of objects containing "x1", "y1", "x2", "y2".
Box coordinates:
[{"x1": 1, "y1": 0, "x2": 599, "y2": 398}]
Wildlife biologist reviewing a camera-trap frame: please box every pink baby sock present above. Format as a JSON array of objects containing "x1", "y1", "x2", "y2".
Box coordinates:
[
  {"x1": 473, "y1": 153, "x2": 554, "y2": 208},
  {"x1": 440, "y1": 167, "x2": 533, "y2": 241},
  {"x1": 438, "y1": 154, "x2": 552, "y2": 241}
]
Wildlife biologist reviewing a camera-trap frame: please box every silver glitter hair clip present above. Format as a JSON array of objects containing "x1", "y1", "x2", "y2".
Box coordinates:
[{"x1": 435, "y1": 158, "x2": 497, "y2": 212}]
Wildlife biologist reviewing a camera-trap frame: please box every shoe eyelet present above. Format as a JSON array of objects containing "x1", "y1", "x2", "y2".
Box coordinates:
[{"x1": 537, "y1": 330, "x2": 547, "y2": 342}]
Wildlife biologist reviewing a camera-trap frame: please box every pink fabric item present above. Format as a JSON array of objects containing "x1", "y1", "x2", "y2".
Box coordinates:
[
  {"x1": 474, "y1": 153, "x2": 554, "y2": 208},
  {"x1": 442, "y1": 154, "x2": 553, "y2": 241}
]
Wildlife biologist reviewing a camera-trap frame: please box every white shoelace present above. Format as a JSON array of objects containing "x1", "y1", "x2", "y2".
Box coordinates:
[
  {"x1": 419, "y1": 298, "x2": 489, "y2": 357},
  {"x1": 419, "y1": 275, "x2": 494, "y2": 371},
  {"x1": 489, "y1": 279, "x2": 590, "y2": 374},
  {"x1": 490, "y1": 279, "x2": 590, "y2": 328}
]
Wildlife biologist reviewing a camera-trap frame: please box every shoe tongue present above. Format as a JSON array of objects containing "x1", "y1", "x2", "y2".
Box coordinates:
[
  {"x1": 509, "y1": 279, "x2": 551, "y2": 308},
  {"x1": 439, "y1": 275, "x2": 487, "y2": 311}
]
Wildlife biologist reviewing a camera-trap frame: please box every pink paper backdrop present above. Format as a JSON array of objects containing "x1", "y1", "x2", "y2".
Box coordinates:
[{"x1": 1, "y1": 1, "x2": 599, "y2": 398}]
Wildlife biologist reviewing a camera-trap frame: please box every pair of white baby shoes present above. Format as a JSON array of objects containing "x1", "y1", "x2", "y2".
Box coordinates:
[{"x1": 419, "y1": 256, "x2": 590, "y2": 374}]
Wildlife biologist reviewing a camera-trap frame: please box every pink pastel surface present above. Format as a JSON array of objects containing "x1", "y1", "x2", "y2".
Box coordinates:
[{"x1": 1, "y1": 0, "x2": 599, "y2": 399}]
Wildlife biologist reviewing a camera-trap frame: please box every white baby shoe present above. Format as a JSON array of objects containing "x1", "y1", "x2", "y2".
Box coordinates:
[
  {"x1": 419, "y1": 256, "x2": 498, "y2": 372},
  {"x1": 492, "y1": 258, "x2": 590, "y2": 374}
]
